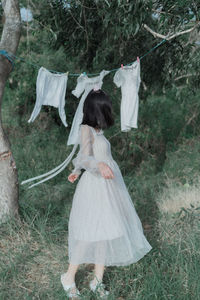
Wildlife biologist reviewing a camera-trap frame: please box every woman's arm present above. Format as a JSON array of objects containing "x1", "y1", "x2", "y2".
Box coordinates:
[{"x1": 70, "y1": 125, "x2": 114, "y2": 179}]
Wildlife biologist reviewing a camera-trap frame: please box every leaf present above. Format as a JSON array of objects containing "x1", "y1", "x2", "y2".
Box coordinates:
[
  {"x1": 132, "y1": 23, "x2": 140, "y2": 36},
  {"x1": 104, "y1": 0, "x2": 111, "y2": 7}
]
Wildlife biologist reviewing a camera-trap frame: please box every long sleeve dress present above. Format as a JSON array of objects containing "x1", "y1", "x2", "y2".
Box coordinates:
[{"x1": 67, "y1": 124, "x2": 152, "y2": 266}]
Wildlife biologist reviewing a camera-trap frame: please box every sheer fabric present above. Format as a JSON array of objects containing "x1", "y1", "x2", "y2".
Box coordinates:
[
  {"x1": 68, "y1": 124, "x2": 152, "y2": 266},
  {"x1": 71, "y1": 124, "x2": 103, "y2": 176}
]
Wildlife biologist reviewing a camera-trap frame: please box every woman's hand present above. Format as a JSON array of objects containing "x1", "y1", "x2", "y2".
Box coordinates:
[
  {"x1": 68, "y1": 173, "x2": 79, "y2": 183},
  {"x1": 98, "y1": 162, "x2": 114, "y2": 179}
]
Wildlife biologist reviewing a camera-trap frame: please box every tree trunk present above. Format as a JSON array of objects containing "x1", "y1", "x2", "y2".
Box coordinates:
[{"x1": 0, "y1": 0, "x2": 21, "y2": 224}]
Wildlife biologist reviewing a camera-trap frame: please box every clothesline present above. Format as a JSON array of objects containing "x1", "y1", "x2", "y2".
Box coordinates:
[
  {"x1": 0, "y1": 39, "x2": 167, "y2": 76},
  {"x1": 18, "y1": 38, "x2": 167, "y2": 188},
  {"x1": 22, "y1": 61, "x2": 141, "y2": 188}
]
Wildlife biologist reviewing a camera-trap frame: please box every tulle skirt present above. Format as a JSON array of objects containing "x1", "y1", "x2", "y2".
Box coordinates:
[{"x1": 68, "y1": 160, "x2": 152, "y2": 266}]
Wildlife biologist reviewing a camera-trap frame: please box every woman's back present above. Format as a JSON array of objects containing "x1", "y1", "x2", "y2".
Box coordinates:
[{"x1": 82, "y1": 124, "x2": 114, "y2": 163}]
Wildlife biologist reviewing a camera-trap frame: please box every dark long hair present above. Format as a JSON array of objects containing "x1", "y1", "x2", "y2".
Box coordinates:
[{"x1": 81, "y1": 89, "x2": 114, "y2": 130}]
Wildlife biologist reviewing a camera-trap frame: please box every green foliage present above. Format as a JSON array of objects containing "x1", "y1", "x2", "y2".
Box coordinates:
[
  {"x1": 0, "y1": 2, "x2": 200, "y2": 298},
  {"x1": 13, "y1": 0, "x2": 198, "y2": 90},
  {"x1": 0, "y1": 0, "x2": 199, "y2": 177}
]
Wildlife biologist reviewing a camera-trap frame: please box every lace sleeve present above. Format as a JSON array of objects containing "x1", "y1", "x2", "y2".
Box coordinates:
[{"x1": 71, "y1": 125, "x2": 101, "y2": 176}]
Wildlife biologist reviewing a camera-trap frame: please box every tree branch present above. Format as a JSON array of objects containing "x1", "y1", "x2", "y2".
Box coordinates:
[
  {"x1": 174, "y1": 74, "x2": 197, "y2": 81},
  {"x1": 143, "y1": 22, "x2": 200, "y2": 41},
  {"x1": 151, "y1": 8, "x2": 174, "y2": 17}
]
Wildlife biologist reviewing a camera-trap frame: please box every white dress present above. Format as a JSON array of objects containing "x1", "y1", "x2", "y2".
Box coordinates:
[
  {"x1": 68, "y1": 124, "x2": 152, "y2": 266},
  {"x1": 113, "y1": 60, "x2": 141, "y2": 131}
]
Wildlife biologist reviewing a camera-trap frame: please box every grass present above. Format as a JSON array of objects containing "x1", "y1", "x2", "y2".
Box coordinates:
[{"x1": 0, "y1": 94, "x2": 200, "y2": 299}]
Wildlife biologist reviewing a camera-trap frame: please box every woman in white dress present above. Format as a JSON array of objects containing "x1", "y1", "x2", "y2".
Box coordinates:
[{"x1": 61, "y1": 89, "x2": 152, "y2": 298}]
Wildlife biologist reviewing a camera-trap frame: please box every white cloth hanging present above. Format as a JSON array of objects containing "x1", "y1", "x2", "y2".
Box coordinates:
[
  {"x1": 67, "y1": 70, "x2": 110, "y2": 146},
  {"x1": 28, "y1": 67, "x2": 68, "y2": 127},
  {"x1": 21, "y1": 69, "x2": 109, "y2": 188},
  {"x1": 113, "y1": 60, "x2": 141, "y2": 131}
]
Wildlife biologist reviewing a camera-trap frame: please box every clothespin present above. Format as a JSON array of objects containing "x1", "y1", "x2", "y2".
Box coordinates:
[
  {"x1": 137, "y1": 56, "x2": 140, "y2": 62},
  {"x1": 83, "y1": 72, "x2": 86, "y2": 76},
  {"x1": 121, "y1": 64, "x2": 124, "y2": 69},
  {"x1": 65, "y1": 71, "x2": 69, "y2": 76}
]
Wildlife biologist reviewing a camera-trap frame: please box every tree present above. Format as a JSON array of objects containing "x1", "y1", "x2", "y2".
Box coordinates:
[{"x1": 0, "y1": 0, "x2": 21, "y2": 224}]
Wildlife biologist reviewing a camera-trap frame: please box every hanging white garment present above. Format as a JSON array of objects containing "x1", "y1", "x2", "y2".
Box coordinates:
[
  {"x1": 28, "y1": 67, "x2": 68, "y2": 127},
  {"x1": 21, "y1": 70, "x2": 109, "y2": 188},
  {"x1": 67, "y1": 70, "x2": 110, "y2": 145},
  {"x1": 113, "y1": 60, "x2": 141, "y2": 131}
]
